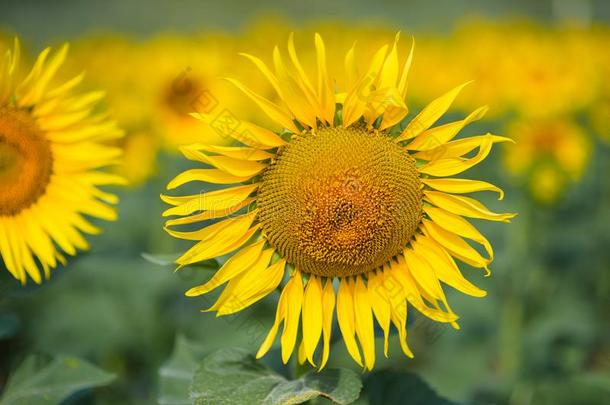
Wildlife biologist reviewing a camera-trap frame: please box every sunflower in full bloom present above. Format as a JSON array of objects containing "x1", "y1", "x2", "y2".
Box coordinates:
[
  {"x1": 0, "y1": 39, "x2": 124, "y2": 284},
  {"x1": 163, "y1": 34, "x2": 515, "y2": 370}
]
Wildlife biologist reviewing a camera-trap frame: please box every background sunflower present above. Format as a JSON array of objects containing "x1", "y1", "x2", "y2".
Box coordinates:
[{"x1": 1, "y1": 1, "x2": 609, "y2": 404}]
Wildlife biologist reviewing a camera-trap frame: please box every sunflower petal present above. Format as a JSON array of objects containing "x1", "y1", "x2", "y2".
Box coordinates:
[
  {"x1": 414, "y1": 235, "x2": 486, "y2": 297},
  {"x1": 422, "y1": 178, "x2": 504, "y2": 200},
  {"x1": 397, "y1": 81, "x2": 471, "y2": 142},
  {"x1": 225, "y1": 78, "x2": 299, "y2": 133},
  {"x1": 416, "y1": 134, "x2": 512, "y2": 161},
  {"x1": 302, "y1": 275, "x2": 323, "y2": 366},
  {"x1": 257, "y1": 282, "x2": 288, "y2": 358},
  {"x1": 407, "y1": 106, "x2": 489, "y2": 151},
  {"x1": 281, "y1": 270, "x2": 304, "y2": 363},
  {"x1": 342, "y1": 45, "x2": 388, "y2": 128},
  {"x1": 190, "y1": 114, "x2": 286, "y2": 148},
  {"x1": 162, "y1": 184, "x2": 258, "y2": 217},
  {"x1": 214, "y1": 251, "x2": 282, "y2": 315},
  {"x1": 418, "y1": 136, "x2": 493, "y2": 177},
  {"x1": 337, "y1": 278, "x2": 364, "y2": 367},
  {"x1": 319, "y1": 278, "x2": 336, "y2": 370},
  {"x1": 424, "y1": 191, "x2": 517, "y2": 222},
  {"x1": 315, "y1": 33, "x2": 335, "y2": 124},
  {"x1": 185, "y1": 240, "x2": 265, "y2": 296},
  {"x1": 422, "y1": 219, "x2": 491, "y2": 273},
  {"x1": 174, "y1": 212, "x2": 258, "y2": 265},
  {"x1": 179, "y1": 146, "x2": 267, "y2": 178},
  {"x1": 367, "y1": 271, "x2": 391, "y2": 357},
  {"x1": 354, "y1": 276, "x2": 376, "y2": 370},
  {"x1": 424, "y1": 206, "x2": 494, "y2": 260}
]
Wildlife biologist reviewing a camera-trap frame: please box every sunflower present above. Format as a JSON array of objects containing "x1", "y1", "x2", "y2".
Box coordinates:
[
  {"x1": 163, "y1": 34, "x2": 515, "y2": 370},
  {"x1": 0, "y1": 39, "x2": 124, "y2": 284},
  {"x1": 504, "y1": 118, "x2": 591, "y2": 204}
]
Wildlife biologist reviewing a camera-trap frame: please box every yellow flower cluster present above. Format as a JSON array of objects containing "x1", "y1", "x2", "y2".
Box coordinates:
[{"x1": 409, "y1": 19, "x2": 606, "y2": 203}]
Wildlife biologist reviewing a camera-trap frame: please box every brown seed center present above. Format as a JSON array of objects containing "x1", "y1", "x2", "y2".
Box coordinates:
[
  {"x1": 0, "y1": 107, "x2": 53, "y2": 216},
  {"x1": 257, "y1": 126, "x2": 423, "y2": 277}
]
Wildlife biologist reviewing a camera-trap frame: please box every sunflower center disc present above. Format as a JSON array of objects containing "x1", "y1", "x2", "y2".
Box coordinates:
[
  {"x1": 0, "y1": 107, "x2": 53, "y2": 216},
  {"x1": 257, "y1": 126, "x2": 423, "y2": 277}
]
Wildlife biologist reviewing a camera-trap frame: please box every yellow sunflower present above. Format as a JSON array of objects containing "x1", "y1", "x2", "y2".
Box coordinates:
[
  {"x1": 504, "y1": 118, "x2": 591, "y2": 204},
  {"x1": 163, "y1": 34, "x2": 515, "y2": 370},
  {"x1": 0, "y1": 39, "x2": 124, "y2": 284}
]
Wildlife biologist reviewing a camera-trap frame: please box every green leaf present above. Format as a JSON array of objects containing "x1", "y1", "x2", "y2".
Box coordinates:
[
  {"x1": 363, "y1": 369, "x2": 458, "y2": 405},
  {"x1": 0, "y1": 313, "x2": 20, "y2": 340},
  {"x1": 0, "y1": 355, "x2": 115, "y2": 405},
  {"x1": 189, "y1": 348, "x2": 362, "y2": 405},
  {"x1": 159, "y1": 335, "x2": 207, "y2": 405}
]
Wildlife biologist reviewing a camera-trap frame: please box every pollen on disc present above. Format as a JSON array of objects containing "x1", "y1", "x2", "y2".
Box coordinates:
[{"x1": 257, "y1": 126, "x2": 423, "y2": 277}]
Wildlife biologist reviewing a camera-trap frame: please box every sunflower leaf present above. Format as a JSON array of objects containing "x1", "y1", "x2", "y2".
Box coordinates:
[
  {"x1": 158, "y1": 335, "x2": 208, "y2": 405},
  {"x1": 189, "y1": 348, "x2": 362, "y2": 405},
  {"x1": 363, "y1": 369, "x2": 458, "y2": 405},
  {"x1": 0, "y1": 355, "x2": 115, "y2": 405}
]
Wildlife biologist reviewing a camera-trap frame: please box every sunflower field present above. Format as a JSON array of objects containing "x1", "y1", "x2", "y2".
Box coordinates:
[{"x1": 1, "y1": 1, "x2": 609, "y2": 404}]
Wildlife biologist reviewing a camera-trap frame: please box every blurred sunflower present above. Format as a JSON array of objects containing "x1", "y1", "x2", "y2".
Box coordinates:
[
  {"x1": 507, "y1": 27, "x2": 598, "y2": 118},
  {"x1": 0, "y1": 39, "x2": 124, "y2": 284},
  {"x1": 503, "y1": 118, "x2": 591, "y2": 204},
  {"x1": 68, "y1": 35, "x2": 159, "y2": 186},
  {"x1": 163, "y1": 34, "x2": 515, "y2": 370}
]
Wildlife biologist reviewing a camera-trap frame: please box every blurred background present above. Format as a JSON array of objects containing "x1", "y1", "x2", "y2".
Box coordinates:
[{"x1": 1, "y1": 0, "x2": 609, "y2": 404}]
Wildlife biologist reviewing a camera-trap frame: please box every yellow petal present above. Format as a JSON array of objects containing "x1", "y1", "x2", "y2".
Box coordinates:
[
  {"x1": 337, "y1": 278, "x2": 363, "y2": 367},
  {"x1": 272, "y1": 47, "x2": 318, "y2": 128},
  {"x1": 287, "y1": 33, "x2": 317, "y2": 101},
  {"x1": 422, "y1": 178, "x2": 504, "y2": 200},
  {"x1": 353, "y1": 276, "x2": 375, "y2": 370},
  {"x1": 302, "y1": 275, "x2": 323, "y2": 366},
  {"x1": 164, "y1": 198, "x2": 254, "y2": 227},
  {"x1": 367, "y1": 271, "x2": 391, "y2": 357},
  {"x1": 190, "y1": 114, "x2": 286, "y2": 149},
  {"x1": 342, "y1": 45, "x2": 388, "y2": 128},
  {"x1": 378, "y1": 33, "x2": 400, "y2": 90},
  {"x1": 174, "y1": 212, "x2": 258, "y2": 265},
  {"x1": 315, "y1": 33, "x2": 335, "y2": 124},
  {"x1": 391, "y1": 257, "x2": 458, "y2": 323},
  {"x1": 225, "y1": 78, "x2": 299, "y2": 133},
  {"x1": 422, "y1": 219, "x2": 491, "y2": 272},
  {"x1": 281, "y1": 270, "x2": 304, "y2": 363},
  {"x1": 424, "y1": 191, "x2": 517, "y2": 222},
  {"x1": 397, "y1": 81, "x2": 472, "y2": 142},
  {"x1": 379, "y1": 267, "x2": 413, "y2": 358},
  {"x1": 406, "y1": 106, "x2": 489, "y2": 150},
  {"x1": 319, "y1": 278, "x2": 336, "y2": 370},
  {"x1": 418, "y1": 136, "x2": 493, "y2": 177},
  {"x1": 397, "y1": 37, "x2": 414, "y2": 99},
  {"x1": 403, "y1": 248, "x2": 451, "y2": 308},
  {"x1": 214, "y1": 251, "x2": 282, "y2": 315},
  {"x1": 239, "y1": 121, "x2": 287, "y2": 149},
  {"x1": 205, "y1": 248, "x2": 274, "y2": 312},
  {"x1": 187, "y1": 144, "x2": 274, "y2": 161},
  {"x1": 162, "y1": 184, "x2": 258, "y2": 217},
  {"x1": 167, "y1": 169, "x2": 253, "y2": 189},
  {"x1": 185, "y1": 240, "x2": 265, "y2": 296},
  {"x1": 179, "y1": 146, "x2": 267, "y2": 178},
  {"x1": 424, "y1": 206, "x2": 493, "y2": 260},
  {"x1": 414, "y1": 235, "x2": 486, "y2": 297},
  {"x1": 415, "y1": 134, "x2": 512, "y2": 161},
  {"x1": 257, "y1": 282, "x2": 288, "y2": 358}
]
